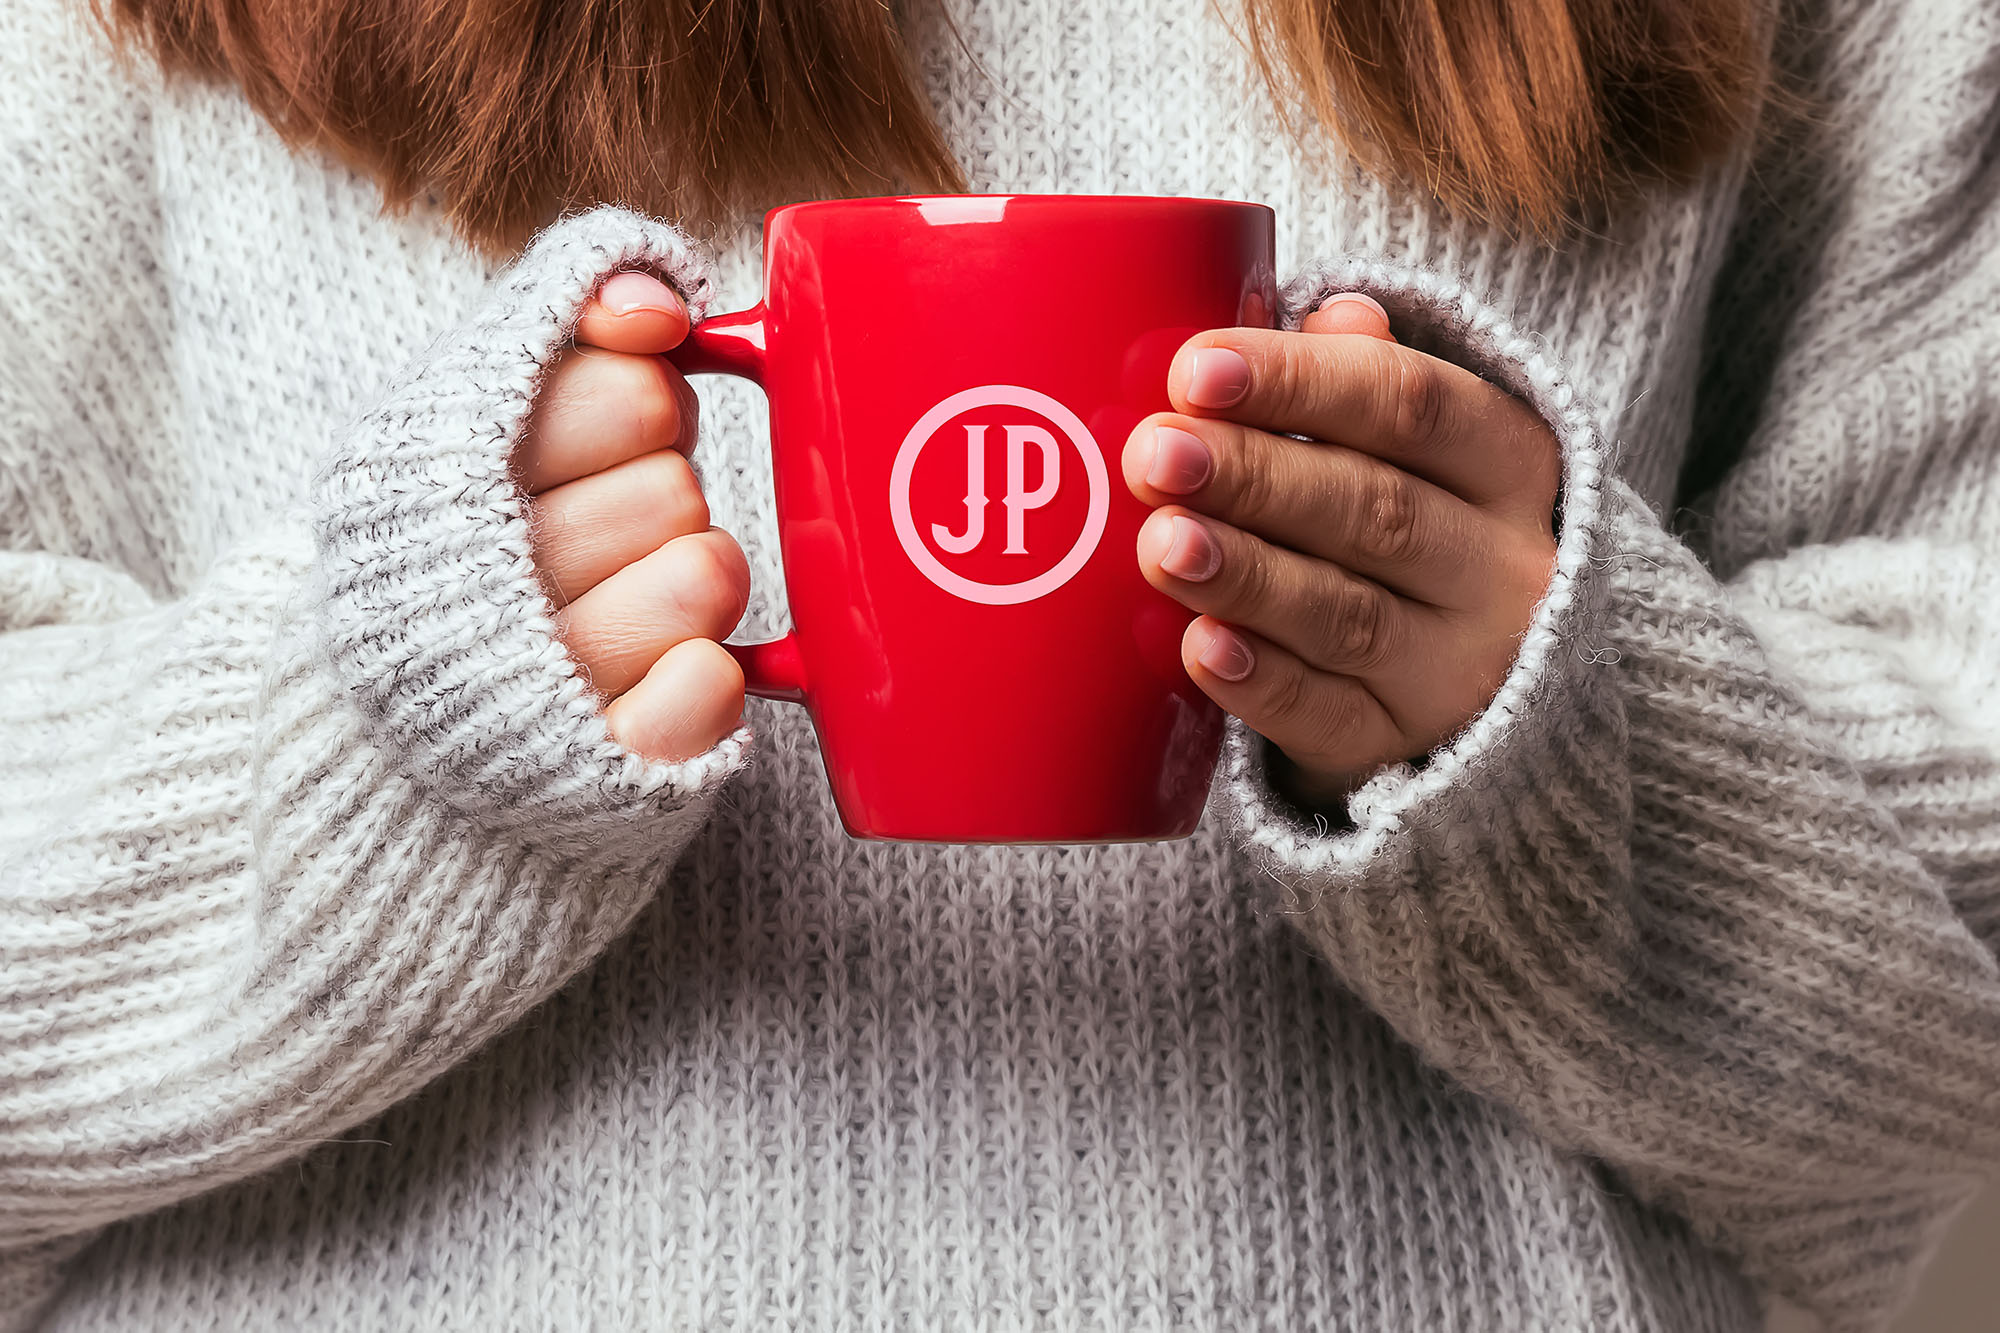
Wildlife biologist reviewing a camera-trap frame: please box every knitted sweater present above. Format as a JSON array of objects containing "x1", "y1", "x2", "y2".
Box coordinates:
[{"x1": 4, "y1": 0, "x2": 1999, "y2": 1326}]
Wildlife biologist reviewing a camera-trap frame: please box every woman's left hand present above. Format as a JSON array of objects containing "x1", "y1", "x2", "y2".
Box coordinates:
[{"x1": 1124, "y1": 292, "x2": 1562, "y2": 814}]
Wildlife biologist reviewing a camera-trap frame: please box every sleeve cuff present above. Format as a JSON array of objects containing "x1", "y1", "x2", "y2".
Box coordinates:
[
  {"x1": 1221, "y1": 256, "x2": 1625, "y2": 887},
  {"x1": 308, "y1": 206, "x2": 749, "y2": 827}
]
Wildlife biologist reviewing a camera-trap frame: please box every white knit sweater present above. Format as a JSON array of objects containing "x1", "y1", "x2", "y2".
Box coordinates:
[{"x1": 5, "y1": 0, "x2": 1999, "y2": 1327}]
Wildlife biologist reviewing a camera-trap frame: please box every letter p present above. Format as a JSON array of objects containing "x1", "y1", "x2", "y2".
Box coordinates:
[{"x1": 1002, "y1": 424, "x2": 1060, "y2": 555}]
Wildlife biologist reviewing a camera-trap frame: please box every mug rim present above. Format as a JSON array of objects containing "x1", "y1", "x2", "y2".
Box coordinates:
[{"x1": 765, "y1": 193, "x2": 1274, "y2": 224}]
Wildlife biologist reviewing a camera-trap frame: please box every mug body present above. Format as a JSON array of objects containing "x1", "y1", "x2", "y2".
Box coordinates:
[{"x1": 760, "y1": 194, "x2": 1276, "y2": 842}]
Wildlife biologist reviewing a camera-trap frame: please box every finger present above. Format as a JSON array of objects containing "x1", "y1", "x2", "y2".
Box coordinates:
[
  {"x1": 1136, "y1": 505, "x2": 1444, "y2": 692},
  {"x1": 1299, "y1": 291, "x2": 1394, "y2": 340},
  {"x1": 529, "y1": 451, "x2": 712, "y2": 606},
  {"x1": 1167, "y1": 328, "x2": 1556, "y2": 512},
  {"x1": 604, "y1": 637, "x2": 746, "y2": 762},
  {"x1": 574, "y1": 272, "x2": 691, "y2": 354},
  {"x1": 556, "y1": 527, "x2": 750, "y2": 697},
  {"x1": 1123, "y1": 413, "x2": 1490, "y2": 608},
  {"x1": 1181, "y1": 617, "x2": 1407, "y2": 780},
  {"x1": 516, "y1": 349, "x2": 697, "y2": 493}
]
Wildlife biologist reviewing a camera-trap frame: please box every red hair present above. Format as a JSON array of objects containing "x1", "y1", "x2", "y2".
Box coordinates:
[{"x1": 98, "y1": 0, "x2": 1778, "y2": 253}]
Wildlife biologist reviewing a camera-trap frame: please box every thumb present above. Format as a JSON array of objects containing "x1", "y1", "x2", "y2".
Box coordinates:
[
  {"x1": 574, "y1": 271, "x2": 691, "y2": 354},
  {"x1": 1300, "y1": 290, "x2": 1394, "y2": 341}
]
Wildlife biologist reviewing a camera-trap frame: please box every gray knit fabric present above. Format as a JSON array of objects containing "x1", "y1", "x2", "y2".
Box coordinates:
[{"x1": 3, "y1": 0, "x2": 1997, "y2": 1328}]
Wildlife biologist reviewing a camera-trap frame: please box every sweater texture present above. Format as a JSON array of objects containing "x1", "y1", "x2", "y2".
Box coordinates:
[{"x1": 4, "y1": 0, "x2": 2000, "y2": 1328}]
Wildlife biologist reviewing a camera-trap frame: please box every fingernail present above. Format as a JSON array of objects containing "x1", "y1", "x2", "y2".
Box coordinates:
[
  {"x1": 1159, "y1": 515, "x2": 1222, "y2": 582},
  {"x1": 1197, "y1": 625, "x2": 1255, "y2": 681},
  {"x1": 598, "y1": 271, "x2": 678, "y2": 315},
  {"x1": 1145, "y1": 426, "x2": 1213, "y2": 493},
  {"x1": 1186, "y1": 348, "x2": 1251, "y2": 409},
  {"x1": 1317, "y1": 291, "x2": 1388, "y2": 322}
]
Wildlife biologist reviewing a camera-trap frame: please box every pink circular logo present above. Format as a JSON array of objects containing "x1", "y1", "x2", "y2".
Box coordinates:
[{"x1": 888, "y1": 385, "x2": 1110, "y2": 606}]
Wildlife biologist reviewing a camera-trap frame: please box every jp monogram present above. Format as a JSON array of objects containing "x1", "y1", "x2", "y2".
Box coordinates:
[{"x1": 889, "y1": 385, "x2": 1111, "y2": 606}]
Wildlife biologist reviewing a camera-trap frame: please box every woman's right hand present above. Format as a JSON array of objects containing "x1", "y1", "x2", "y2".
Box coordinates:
[{"x1": 515, "y1": 271, "x2": 749, "y2": 761}]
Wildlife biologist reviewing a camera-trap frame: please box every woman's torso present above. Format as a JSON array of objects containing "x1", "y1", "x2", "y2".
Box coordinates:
[{"x1": 22, "y1": 0, "x2": 1760, "y2": 1325}]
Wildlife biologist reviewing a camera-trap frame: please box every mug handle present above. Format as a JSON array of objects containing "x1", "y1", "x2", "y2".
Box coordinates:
[{"x1": 663, "y1": 304, "x2": 809, "y2": 704}]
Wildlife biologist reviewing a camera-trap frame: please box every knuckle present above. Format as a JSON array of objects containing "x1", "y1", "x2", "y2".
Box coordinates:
[
  {"x1": 1241, "y1": 654, "x2": 1365, "y2": 773},
  {"x1": 1355, "y1": 467, "x2": 1425, "y2": 566},
  {"x1": 1222, "y1": 528, "x2": 1278, "y2": 611},
  {"x1": 638, "y1": 450, "x2": 709, "y2": 525},
  {"x1": 667, "y1": 533, "x2": 730, "y2": 603},
  {"x1": 1321, "y1": 578, "x2": 1393, "y2": 671},
  {"x1": 1306, "y1": 687, "x2": 1368, "y2": 764},
  {"x1": 1388, "y1": 352, "x2": 1445, "y2": 454},
  {"x1": 1275, "y1": 334, "x2": 1326, "y2": 422},
  {"x1": 1220, "y1": 426, "x2": 1274, "y2": 513},
  {"x1": 612, "y1": 353, "x2": 679, "y2": 444},
  {"x1": 702, "y1": 530, "x2": 752, "y2": 619},
  {"x1": 697, "y1": 636, "x2": 748, "y2": 706},
  {"x1": 1258, "y1": 657, "x2": 1316, "y2": 729}
]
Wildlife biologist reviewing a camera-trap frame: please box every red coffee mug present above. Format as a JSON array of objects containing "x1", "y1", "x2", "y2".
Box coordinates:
[{"x1": 672, "y1": 194, "x2": 1277, "y2": 843}]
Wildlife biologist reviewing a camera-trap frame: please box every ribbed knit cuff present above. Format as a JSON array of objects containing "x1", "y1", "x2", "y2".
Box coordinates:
[
  {"x1": 1221, "y1": 256, "x2": 1625, "y2": 890},
  {"x1": 311, "y1": 206, "x2": 749, "y2": 827}
]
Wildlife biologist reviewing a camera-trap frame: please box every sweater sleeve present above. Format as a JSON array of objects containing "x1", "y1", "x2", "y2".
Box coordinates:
[
  {"x1": 0, "y1": 207, "x2": 751, "y2": 1259},
  {"x1": 1218, "y1": 6, "x2": 2000, "y2": 1327}
]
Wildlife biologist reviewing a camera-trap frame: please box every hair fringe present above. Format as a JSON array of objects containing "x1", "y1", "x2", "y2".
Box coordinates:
[
  {"x1": 1240, "y1": 0, "x2": 1791, "y2": 243},
  {"x1": 98, "y1": 0, "x2": 1788, "y2": 255}
]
